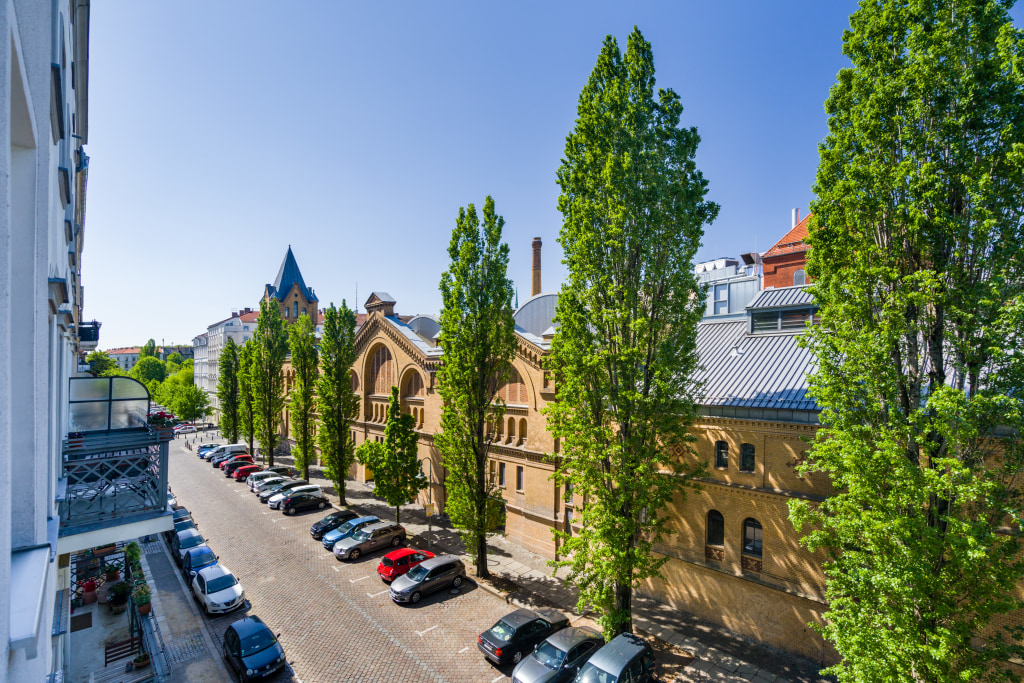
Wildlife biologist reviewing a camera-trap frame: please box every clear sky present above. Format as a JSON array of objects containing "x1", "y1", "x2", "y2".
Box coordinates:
[{"x1": 84, "y1": 1, "x2": 1024, "y2": 350}]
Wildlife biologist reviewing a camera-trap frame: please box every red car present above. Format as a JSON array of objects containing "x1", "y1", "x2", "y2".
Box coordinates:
[
  {"x1": 377, "y1": 548, "x2": 435, "y2": 582},
  {"x1": 219, "y1": 454, "x2": 253, "y2": 471},
  {"x1": 233, "y1": 464, "x2": 264, "y2": 481}
]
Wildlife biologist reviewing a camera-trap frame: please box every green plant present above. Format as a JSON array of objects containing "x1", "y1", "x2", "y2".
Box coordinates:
[
  {"x1": 108, "y1": 582, "x2": 131, "y2": 604},
  {"x1": 102, "y1": 563, "x2": 120, "y2": 576},
  {"x1": 124, "y1": 542, "x2": 141, "y2": 564},
  {"x1": 131, "y1": 583, "x2": 151, "y2": 606}
]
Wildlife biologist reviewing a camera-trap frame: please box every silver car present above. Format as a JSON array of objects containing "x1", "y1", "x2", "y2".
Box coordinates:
[
  {"x1": 510, "y1": 626, "x2": 604, "y2": 683},
  {"x1": 333, "y1": 521, "x2": 406, "y2": 560},
  {"x1": 389, "y1": 555, "x2": 465, "y2": 604}
]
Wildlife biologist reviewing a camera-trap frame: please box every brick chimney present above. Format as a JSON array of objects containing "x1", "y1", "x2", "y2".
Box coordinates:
[{"x1": 531, "y1": 237, "x2": 542, "y2": 297}]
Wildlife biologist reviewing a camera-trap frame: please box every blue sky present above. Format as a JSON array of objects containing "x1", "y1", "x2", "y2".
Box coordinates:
[{"x1": 84, "y1": 2, "x2": 1024, "y2": 349}]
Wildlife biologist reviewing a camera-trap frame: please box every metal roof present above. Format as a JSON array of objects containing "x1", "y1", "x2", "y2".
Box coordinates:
[
  {"x1": 266, "y1": 246, "x2": 316, "y2": 302},
  {"x1": 694, "y1": 319, "x2": 818, "y2": 412},
  {"x1": 514, "y1": 292, "x2": 558, "y2": 337},
  {"x1": 384, "y1": 316, "x2": 443, "y2": 357},
  {"x1": 746, "y1": 285, "x2": 815, "y2": 310},
  {"x1": 370, "y1": 291, "x2": 396, "y2": 304}
]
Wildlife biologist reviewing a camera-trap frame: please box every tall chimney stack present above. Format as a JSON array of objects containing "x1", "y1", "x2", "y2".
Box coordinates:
[
  {"x1": 792, "y1": 208, "x2": 800, "y2": 228},
  {"x1": 531, "y1": 237, "x2": 542, "y2": 297}
]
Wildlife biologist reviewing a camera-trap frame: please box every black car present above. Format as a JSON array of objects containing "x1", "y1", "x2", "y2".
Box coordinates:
[
  {"x1": 182, "y1": 545, "x2": 218, "y2": 579},
  {"x1": 280, "y1": 490, "x2": 330, "y2": 515},
  {"x1": 258, "y1": 479, "x2": 304, "y2": 503},
  {"x1": 171, "y1": 507, "x2": 191, "y2": 524},
  {"x1": 478, "y1": 608, "x2": 571, "y2": 666},
  {"x1": 310, "y1": 509, "x2": 360, "y2": 540},
  {"x1": 222, "y1": 616, "x2": 287, "y2": 681}
]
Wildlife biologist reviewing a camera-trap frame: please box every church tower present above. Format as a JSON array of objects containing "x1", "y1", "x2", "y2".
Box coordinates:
[{"x1": 263, "y1": 246, "x2": 319, "y2": 325}]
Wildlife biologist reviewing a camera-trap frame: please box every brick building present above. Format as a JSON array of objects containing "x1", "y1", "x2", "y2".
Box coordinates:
[
  {"x1": 762, "y1": 210, "x2": 810, "y2": 289},
  {"x1": 264, "y1": 246, "x2": 319, "y2": 326}
]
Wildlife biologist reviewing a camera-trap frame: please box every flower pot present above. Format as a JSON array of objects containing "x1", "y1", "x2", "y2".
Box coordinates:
[
  {"x1": 137, "y1": 602, "x2": 151, "y2": 616},
  {"x1": 82, "y1": 589, "x2": 97, "y2": 605},
  {"x1": 132, "y1": 654, "x2": 150, "y2": 668},
  {"x1": 105, "y1": 570, "x2": 120, "y2": 582},
  {"x1": 110, "y1": 600, "x2": 127, "y2": 615}
]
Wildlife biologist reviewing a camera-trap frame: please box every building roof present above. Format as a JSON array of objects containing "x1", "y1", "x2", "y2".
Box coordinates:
[
  {"x1": 369, "y1": 291, "x2": 395, "y2": 304},
  {"x1": 105, "y1": 347, "x2": 141, "y2": 355},
  {"x1": 384, "y1": 316, "x2": 443, "y2": 358},
  {"x1": 764, "y1": 213, "x2": 811, "y2": 258},
  {"x1": 239, "y1": 311, "x2": 259, "y2": 323},
  {"x1": 746, "y1": 285, "x2": 816, "y2": 310},
  {"x1": 266, "y1": 246, "x2": 316, "y2": 302},
  {"x1": 694, "y1": 318, "x2": 818, "y2": 412}
]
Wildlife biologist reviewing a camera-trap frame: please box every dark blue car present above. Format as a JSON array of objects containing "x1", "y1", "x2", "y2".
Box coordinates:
[
  {"x1": 182, "y1": 545, "x2": 218, "y2": 580},
  {"x1": 223, "y1": 616, "x2": 286, "y2": 681}
]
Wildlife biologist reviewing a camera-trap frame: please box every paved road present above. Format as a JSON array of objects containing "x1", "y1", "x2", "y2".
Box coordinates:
[{"x1": 167, "y1": 439, "x2": 517, "y2": 683}]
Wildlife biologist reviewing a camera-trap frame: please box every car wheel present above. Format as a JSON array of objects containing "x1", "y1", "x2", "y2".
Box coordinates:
[
  {"x1": 317, "y1": 500, "x2": 327, "y2": 510},
  {"x1": 410, "y1": 591, "x2": 421, "y2": 604},
  {"x1": 350, "y1": 549, "x2": 360, "y2": 560},
  {"x1": 390, "y1": 536, "x2": 401, "y2": 547},
  {"x1": 284, "y1": 507, "x2": 295, "y2": 516},
  {"x1": 452, "y1": 576, "x2": 463, "y2": 588},
  {"x1": 513, "y1": 650, "x2": 522, "y2": 664}
]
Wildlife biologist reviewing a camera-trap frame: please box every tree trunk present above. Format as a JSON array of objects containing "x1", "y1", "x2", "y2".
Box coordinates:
[
  {"x1": 337, "y1": 478, "x2": 347, "y2": 506},
  {"x1": 396, "y1": 505, "x2": 400, "y2": 525},
  {"x1": 476, "y1": 531, "x2": 489, "y2": 579},
  {"x1": 614, "y1": 579, "x2": 632, "y2": 635}
]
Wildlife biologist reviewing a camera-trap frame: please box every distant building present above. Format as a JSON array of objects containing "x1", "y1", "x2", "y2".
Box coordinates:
[
  {"x1": 762, "y1": 210, "x2": 811, "y2": 289},
  {"x1": 204, "y1": 308, "x2": 258, "y2": 419},
  {"x1": 106, "y1": 346, "x2": 142, "y2": 371},
  {"x1": 264, "y1": 246, "x2": 319, "y2": 325}
]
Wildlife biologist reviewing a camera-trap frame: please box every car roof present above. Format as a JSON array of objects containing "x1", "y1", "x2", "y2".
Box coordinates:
[
  {"x1": 360, "y1": 521, "x2": 398, "y2": 533},
  {"x1": 501, "y1": 608, "x2": 543, "y2": 628},
  {"x1": 198, "y1": 564, "x2": 233, "y2": 580},
  {"x1": 326, "y1": 509, "x2": 354, "y2": 519},
  {"x1": 185, "y1": 546, "x2": 215, "y2": 559},
  {"x1": 230, "y1": 615, "x2": 269, "y2": 638},
  {"x1": 177, "y1": 528, "x2": 202, "y2": 541},
  {"x1": 547, "y1": 626, "x2": 602, "y2": 649},
  {"x1": 587, "y1": 633, "x2": 650, "y2": 673},
  {"x1": 419, "y1": 554, "x2": 460, "y2": 570},
  {"x1": 384, "y1": 547, "x2": 419, "y2": 560}
]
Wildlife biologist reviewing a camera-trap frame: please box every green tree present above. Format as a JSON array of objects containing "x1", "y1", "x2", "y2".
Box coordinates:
[
  {"x1": 436, "y1": 196, "x2": 516, "y2": 579},
  {"x1": 173, "y1": 384, "x2": 212, "y2": 423},
  {"x1": 140, "y1": 339, "x2": 157, "y2": 358},
  {"x1": 288, "y1": 313, "x2": 320, "y2": 481},
  {"x1": 130, "y1": 356, "x2": 166, "y2": 384},
  {"x1": 238, "y1": 340, "x2": 257, "y2": 454},
  {"x1": 547, "y1": 28, "x2": 717, "y2": 638},
  {"x1": 166, "y1": 351, "x2": 184, "y2": 366},
  {"x1": 217, "y1": 338, "x2": 241, "y2": 443},
  {"x1": 316, "y1": 303, "x2": 360, "y2": 505},
  {"x1": 356, "y1": 387, "x2": 427, "y2": 524},
  {"x1": 86, "y1": 350, "x2": 116, "y2": 376},
  {"x1": 788, "y1": 1, "x2": 1024, "y2": 680},
  {"x1": 252, "y1": 299, "x2": 288, "y2": 466}
]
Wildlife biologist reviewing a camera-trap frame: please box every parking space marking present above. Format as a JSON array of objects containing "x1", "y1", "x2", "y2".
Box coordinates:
[
  {"x1": 367, "y1": 589, "x2": 389, "y2": 597},
  {"x1": 491, "y1": 676, "x2": 504, "y2": 683},
  {"x1": 458, "y1": 647, "x2": 469, "y2": 654},
  {"x1": 333, "y1": 567, "x2": 339, "y2": 572},
  {"x1": 416, "y1": 625, "x2": 438, "y2": 637},
  {"x1": 349, "y1": 575, "x2": 371, "y2": 583}
]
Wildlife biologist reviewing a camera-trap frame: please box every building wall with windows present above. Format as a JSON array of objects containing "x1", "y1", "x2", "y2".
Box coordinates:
[
  {"x1": 204, "y1": 308, "x2": 257, "y2": 419},
  {"x1": 762, "y1": 213, "x2": 810, "y2": 289}
]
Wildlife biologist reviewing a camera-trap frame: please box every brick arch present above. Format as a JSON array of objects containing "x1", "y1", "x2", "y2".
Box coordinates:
[
  {"x1": 364, "y1": 343, "x2": 395, "y2": 396},
  {"x1": 495, "y1": 366, "x2": 528, "y2": 405},
  {"x1": 400, "y1": 368, "x2": 424, "y2": 399},
  {"x1": 350, "y1": 370, "x2": 360, "y2": 394}
]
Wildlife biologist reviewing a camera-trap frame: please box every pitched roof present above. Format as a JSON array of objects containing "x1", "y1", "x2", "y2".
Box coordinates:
[
  {"x1": 239, "y1": 311, "x2": 259, "y2": 323},
  {"x1": 105, "y1": 347, "x2": 141, "y2": 355},
  {"x1": 266, "y1": 247, "x2": 316, "y2": 302},
  {"x1": 746, "y1": 285, "x2": 816, "y2": 310},
  {"x1": 369, "y1": 292, "x2": 395, "y2": 304},
  {"x1": 764, "y1": 213, "x2": 811, "y2": 258}
]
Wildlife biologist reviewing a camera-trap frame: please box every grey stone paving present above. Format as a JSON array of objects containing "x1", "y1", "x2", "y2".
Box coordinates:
[{"x1": 163, "y1": 631, "x2": 208, "y2": 665}]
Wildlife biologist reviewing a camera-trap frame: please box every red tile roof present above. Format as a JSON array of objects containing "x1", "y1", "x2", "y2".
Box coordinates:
[
  {"x1": 105, "y1": 347, "x2": 141, "y2": 354},
  {"x1": 239, "y1": 311, "x2": 259, "y2": 323},
  {"x1": 764, "y1": 213, "x2": 811, "y2": 257}
]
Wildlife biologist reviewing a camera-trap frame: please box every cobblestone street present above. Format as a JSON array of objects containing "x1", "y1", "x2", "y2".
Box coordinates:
[{"x1": 168, "y1": 438, "x2": 519, "y2": 683}]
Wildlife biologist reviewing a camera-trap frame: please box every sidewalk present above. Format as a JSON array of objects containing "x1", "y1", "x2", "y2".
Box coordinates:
[{"x1": 255, "y1": 448, "x2": 833, "y2": 683}]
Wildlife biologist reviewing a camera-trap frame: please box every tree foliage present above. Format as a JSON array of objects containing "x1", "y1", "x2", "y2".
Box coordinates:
[
  {"x1": 166, "y1": 351, "x2": 184, "y2": 366},
  {"x1": 789, "y1": 3, "x2": 1024, "y2": 680},
  {"x1": 547, "y1": 27, "x2": 717, "y2": 637},
  {"x1": 316, "y1": 302, "x2": 360, "y2": 504},
  {"x1": 238, "y1": 340, "x2": 257, "y2": 455},
  {"x1": 252, "y1": 299, "x2": 288, "y2": 466},
  {"x1": 289, "y1": 313, "x2": 319, "y2": 481},
  {"x1": 356, "y1": 387, "x2": 427, "y2": 524},
  {"x1": 217, "y1": 337, "x2": 241, "y2": 443},
  {"x1": 174, "y1": 384, "x2": 212, "y2": 423},
  {"x1": 140, "y1": 339, "x2": 157, "y2": 359},
  {"x1": 86, "y1": 350, "x2": 117, "y2": 377},
  {"x1": 130, "y1": 356, "x2": 166, "y2": 384},
  {"x1": 436, "y1": 196, "x2": 516, "y2": 579}
]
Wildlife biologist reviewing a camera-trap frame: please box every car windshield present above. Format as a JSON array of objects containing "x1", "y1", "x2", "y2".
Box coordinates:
[
  {"x1": 352, "y1": 530, "x2": 371, "y2": 541},
  {"x1": 488, "y1": 620, "x2": 515, "y2": 642},
  {"x1": 180, "y1": 535, "x2": 203, "y2": 549},
  {"x1": 406, "y1": 564, "x2": 429, "y2": 581},
  {"x1": 575, "y1": 663, "x2": 616, "y2": 683},
  {"x1": 381, "y1": 557, "x2": 394, "y2": 567},
  {"x1": 207, "y1": 574, "x2": 238, "y2": 593},
  {"x1": 193, "y1": 549, "x2": 215, "y2": 563},
  {"x1": 319, "y1": 514, "x2": 338, "y2": 525},
  {"x1": 336, "y1": 520, "x2": 359, "y2": 535},
  {"x1": 239, "y1": 630, "x2": 277, "y2": 657},
  {"x1": 534, "y1": 641, "x2": 566, "y2": 670}
]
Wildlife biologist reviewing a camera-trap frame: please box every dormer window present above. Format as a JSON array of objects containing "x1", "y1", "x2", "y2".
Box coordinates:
[{"x1": 751, "y1": 307, "x2": 817, "y2": 334}]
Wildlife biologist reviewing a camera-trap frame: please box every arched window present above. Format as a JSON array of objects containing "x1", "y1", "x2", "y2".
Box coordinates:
[
  {"x1": 350, "y1": 372, "x2": 360, "y2": 394},
  {"x1": 518, "y1": 418, "x2": 527, "y2": 447},
  {"x1": 740, "y1": 443, "x2": 755, "y2": 473},
  {"x1": 402, "y1": 371, "x2": 424, "y2": 399},
  {"x1": 793, "y1": 269, "x2": 806, "y2": 286},
  {"x1": 506, "y1": 417, "x2": 516, "y2": 444},
  {"x1": 293, "y1": 302, "x2": 298, "y2": 318},
  {"x1": 497, "y1": 369, "x2": 528, "y2": 405},
  {"x1": 743, "y1": 518, "x2": 763, "y2": 558},
  {"x1": 369, "y1": 346, "x2": 394, "y2": 395},
  {"x1": 706, "y1": 510, "x2": 725, "y2": 546},
  {"x1": 715, "y1": 441, "x2": 729, "y2": 469}
]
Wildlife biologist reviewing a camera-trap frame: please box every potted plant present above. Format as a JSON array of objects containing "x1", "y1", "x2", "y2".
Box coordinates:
[
  {"x1": 103, "y1": 563, "x2": 120, "y2": 582},
  {"x1": 108, "y1": 582, "x2": 131, "y2": 614},
  {"x1": 132, "y1": 652, "x2": 150, "y2": 668},
  {"x1": 82, "y1": 579, "x2": 98, "y2": 605},
  {"x1": 124, "y1": 541, "x2": 141, "y2": 564},
  {"x1": 132, "y1": 583, "x2": 152, "y2": 616}
]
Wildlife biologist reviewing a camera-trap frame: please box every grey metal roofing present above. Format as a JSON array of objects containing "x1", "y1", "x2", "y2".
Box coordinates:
[
  {"x1": 370, "y1": 291, "x2": 396, "y2": 304},
  {"x1": 694, "y1": 319, "x2": 818, "y2": 412},
  {"x1": 514, "y1": 292, "x2": 558, "y2": 337},
  {"x1": 385, "y1": 316, "x2": 443, "y2": 357},
  {"x1": 746, "y1": 285, "x2": 815, "y2": 310},
  {"x1": 266, "y1": 246, "x2": 316, "y2": 302}
]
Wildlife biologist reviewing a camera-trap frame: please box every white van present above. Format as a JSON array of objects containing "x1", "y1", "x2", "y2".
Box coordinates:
[{"x1": 204, "y1": 443, "x2": 248, "y2": 461}]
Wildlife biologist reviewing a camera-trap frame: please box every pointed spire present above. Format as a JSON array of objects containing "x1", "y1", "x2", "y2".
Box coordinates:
[{"x1": 267, "y1": 246, "x2": 316, "y2": 301}]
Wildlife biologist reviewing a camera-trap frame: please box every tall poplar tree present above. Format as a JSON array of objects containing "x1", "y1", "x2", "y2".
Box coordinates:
[
  {"x1": 238, "y1": 340, "x2": 257, "y2": 454},
  {"x1": 789, "y1": 3, "x2": 1024, "y2": 680},
  {"x1": 316, "y1": 302, "x2": 360, "y2": 505},
  {"x1": 217, "y1": 337, "x2": 240, "y2": 443},
  {"x1": 288, "y1": 313, "x2": 319, "y2": 482},
  {"x1": 252, "y1": 299, "x2": 288, "y2": 466},
  {"x1": 547, "y1": 28, "x2": 717, "y2": 637},
  {"x1": 355, "y1": 387, "x2": 427, "y2": 524},
  {"x1": 436, "y1": 196, "x2": 516, "y2": 579}
]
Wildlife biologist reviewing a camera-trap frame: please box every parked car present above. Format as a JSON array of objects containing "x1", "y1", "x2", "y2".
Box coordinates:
[
  {"x1": 233, "y1": 464, "x2": 264, "y2": 481},
  {"x1": 182, "y1": 545, "x2": 218, "y2": 580},
  {"x1": 167, "y1": 488, "x2": 177, "y2": 507},
  {"x1": 247, "y1": 471, "x2": 281, "y2": 490},
  {"x1": 479, "y1": 608, "x2": 571, "y2": 666},
  {"x1": 321, "y1": 515, "x2": 379, "y2": 551},
  {"x1": 573, "y1": 633, "x2": 656, "y2": 683},
  {"x1": 258, "y1": 480, "x2": 306, "y2": 504},
  {"x1": 310, "y1": 509, "x2": 359, "y2": 540},
  {"x1": 176, "y1": 424, "x2": 197, "y2": 434},
  {"x1": 266, "y1": 466, "x2": 296, "y2": 477},
  {"x1": 509, "y1": 626, "x2": 604, "y2": 683},
  {"x1": 253, "y1": 477, "x2": 288, "y2": 495},
  {"x1": 171, "y1": 507, "x2": 191, "y2": 524},
  {"x1": 211, "y1": 450, "x2": 244, "y2": 467},
  {"x1": 224, "y1": 458, "x2": 255, "y2": 477},
  {"x1": 280, "y1": 490, "x2": 330, "y2": 515},
  {"x1": 198, "y1": 443, "x2": 221, "y2": 458},
  {"x1": 221, "y1": 453, "x2": 254, "y2": 468},
  {"x1": 268, "y1": 484, "x2": 320, "y2": 510},
  {"x1": 171, "y1": 528, "x2": 208, "y2": 565},
  {"x1": 206, "y1": 443, "x2": 248, "y2": 462},
  {"x1": 192, "y1": 564, "x2": 246, "y2": 616},
  {"x1": 333, "y1": 521, "x2": 406, "y2": 561},
  {"x1": 389, "y1": 555, "x2": 466, "y2": 604},
  {"x1": 377, "y1": 548, "x2": 434, "y2": 583},
  {"x1": 171, "y1": 517, "x2": 197, "y2": 536},
  {"x1": 222, "y1": 616, "x2": 286, "y2": 682}
]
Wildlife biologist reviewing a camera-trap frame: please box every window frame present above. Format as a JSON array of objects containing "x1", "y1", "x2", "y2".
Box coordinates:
[
  {"x1": 706, "y1": 509, "x2": 725, "y2": 546},
  {"x1": 742, "y1": 518, "x2": 763, "y2": 558},
  {"x1": 516, "y1": 465, "x2": 524, "y2": 492},
  {"x1": 739, "y1": 443, "x2": 755, "y2": 473},
  {"x1": 714, "y1": 440, "x2": 729, "y2": 469}
]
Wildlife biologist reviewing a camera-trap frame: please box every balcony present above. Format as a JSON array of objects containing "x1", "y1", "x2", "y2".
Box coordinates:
[
  {"x1": 78, "y1": 319, "x2": 101, "y2": 353},
  {"x1": 58, "y1": 377, "x2": 173, "y2": 552}
]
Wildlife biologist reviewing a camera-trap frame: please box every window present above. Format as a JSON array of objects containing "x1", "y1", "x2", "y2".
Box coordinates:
[
  {"x1": 706, "y1": 510, "x2": 725, "y2": 546},
  {"x1": 293, "y1": 302, "x2": 298, "y2": 318},
  {"x1": 516, "y1": 466, "x2": 524, "y2": 492},
  {"x1": 740, "y1": 443, "x2": 755, "y2": 473},
  {"x1": 498, "y1": 462, "x2": 506, "y2": 487},
  {"x1": 743, "y1": 518, "x2": 763, "y2": 557},
  {"x1": 714, "y1": 440, "x2": 729, "y2": 469},
  {"x1": 793, "y1": 269, "x2": 806, "y2": 286},
  {"x1": 284, "y1": 307, "x2": 289, "y2": 318},
  {"x1": 519, "y1": 418, "x2": 527, "y2": 447},
  {"x1": 713, "y1": 284, "x2": 728, "y2": 315}
]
